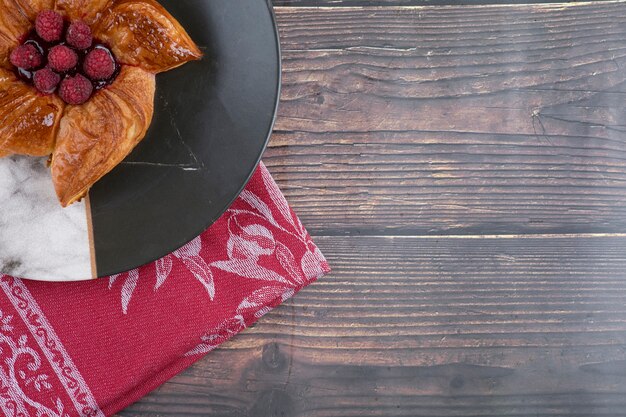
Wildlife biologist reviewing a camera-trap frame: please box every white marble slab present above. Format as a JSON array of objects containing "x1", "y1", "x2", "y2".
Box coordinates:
[{"x1": 0, "y1": 156, "x2": 92, "y2": 281}]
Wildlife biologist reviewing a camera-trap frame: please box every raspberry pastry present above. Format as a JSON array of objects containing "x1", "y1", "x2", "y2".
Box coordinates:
[{"x1": 0, "y1": 0, "x2": 202, "y2": 206}]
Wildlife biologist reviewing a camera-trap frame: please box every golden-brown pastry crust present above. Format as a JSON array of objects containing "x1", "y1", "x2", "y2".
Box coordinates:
[
  {"x1": 51, "y1": 66, "x2": 155, "y2": 207},
  {"x1": 15, "y1": 0, "x2": 54, "y2": 20},
  {"x1": 0, "y1": 68, "x2": 64, "y2": 156},
  {"x1": 96, "y1": 0, "x2": 202, "y2": 73},
  {"x1": 55, "y1": 0, "x2": 112, "y2": 24}
]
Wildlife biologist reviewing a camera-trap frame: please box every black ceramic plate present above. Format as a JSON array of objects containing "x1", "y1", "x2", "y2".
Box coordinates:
[
  {"x1": 1, "y1": 0, "x2": 279, "y2": 281},
  {"x1": 87, "y1": 0, "x2": 281, "y2": 277}
]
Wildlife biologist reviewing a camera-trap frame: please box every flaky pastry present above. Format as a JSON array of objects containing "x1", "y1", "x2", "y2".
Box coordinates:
[{"x1": 0, "y1": 0, "x2": 202, "y2": 206}]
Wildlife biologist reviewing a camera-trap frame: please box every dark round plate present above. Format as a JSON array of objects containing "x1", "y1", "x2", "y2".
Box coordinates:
[{"x1": 87, "y1": 0, "x2": 281, "y2": 277}]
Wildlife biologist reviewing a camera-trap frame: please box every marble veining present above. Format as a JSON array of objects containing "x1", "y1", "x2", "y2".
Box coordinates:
[{"x1": 0, "y1": 156, "x2": 92, "y2": 281}]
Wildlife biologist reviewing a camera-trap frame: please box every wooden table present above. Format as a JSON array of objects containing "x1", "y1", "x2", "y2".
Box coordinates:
[{"x1": 118, "y1": 0, "x2": 626, "y2": 415}]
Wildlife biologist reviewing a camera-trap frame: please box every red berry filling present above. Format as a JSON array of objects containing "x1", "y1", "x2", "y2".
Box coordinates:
[
  {"x1": 84, "y1": 47, "x2": 116, "y2": 80},
  {"x1": 10, "y1": 9, "x2": 119, "y2": 103},
  {"x1": 66, "y1": 21, "x2": 92, "y2": 50},
  {"x1": 48, "y1": 45, "x2": 78, "y2": 72},
  {"x1": 10, "y1": 44, "x2": 42, "y2": 69},
  {"x1": 59, "y1": 74, "x2": 93, "y2": 105},
  {"x1": 35, "y1": 10, "x2": 63, "y2": 42},
  {"x1": 33, "y1": 68, "x2": 60, "y2": 93}
]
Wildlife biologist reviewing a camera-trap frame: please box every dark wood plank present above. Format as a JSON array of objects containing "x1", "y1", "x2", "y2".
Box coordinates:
[
  {"x1": 117, "y1": 3, "x2": 626, "y2": 416},
  {"x1": 272, "y1": 0, "x2": 613, "y2": 5},
  {"x1": 267, "y1": 2, "x2": 626, "y2": 235},
  {"x1": 118, "y1": 235, "x2": 626, "y2": 417}
]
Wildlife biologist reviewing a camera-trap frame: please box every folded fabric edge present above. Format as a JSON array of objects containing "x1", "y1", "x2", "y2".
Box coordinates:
[{"x1": 102, "y1": 264, "x2": 330, "y2": 416}]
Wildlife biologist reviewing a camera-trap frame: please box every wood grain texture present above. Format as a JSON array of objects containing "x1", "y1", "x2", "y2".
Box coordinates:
[
  {"x1": 118, "y1": 236, "x2": 626, "y2": 416},
  {"x1": 268, "y1": 2, "x2": 626, "y2": 235},
  {"x1": 272, "y1": 0, "x2": 613, "y2": 5},
  {"x1": 117, "y1": 2, "x2": 626, "y2": 416},
  {"x1": 272, "y1": 0, "x2": 612, "y2": 7}
]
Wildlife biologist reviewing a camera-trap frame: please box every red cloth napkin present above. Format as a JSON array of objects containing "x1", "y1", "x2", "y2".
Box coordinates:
[{"x1": 0, "y1": 162, "x2": 329, "y2": 417}]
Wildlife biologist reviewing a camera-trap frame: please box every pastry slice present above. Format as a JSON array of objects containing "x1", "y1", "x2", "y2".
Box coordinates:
[
  {"x1": 96, "y1": 0, "x2": 202, "y2": 73},
  {"x1": 51, "y1": 66, "x2": 155, "y2": 207},
  {"x1": 0, "y1": 68, "x2": 64, "y2": 156}
]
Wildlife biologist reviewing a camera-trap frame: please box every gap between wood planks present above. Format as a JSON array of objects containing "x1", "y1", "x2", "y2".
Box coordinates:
[
  {"x1": 274, "y1": 0, "x2": 626, "y2": 10},
  {"x1": 314, "y1": 232, "x2": 626, "y2": 238}
]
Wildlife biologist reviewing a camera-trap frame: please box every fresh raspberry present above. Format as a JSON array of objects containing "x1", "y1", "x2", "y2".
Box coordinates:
[
  {"x1": 83, "y1": 47, "x2": 116, "y2": 80},
  {"x1": 59, "y1": 74, "x2": 93, "y2": 105},
  {"x1": 9, "y1": 44, "x2": 42, "y2": 69},
  {"x1": 35, "y1": 10, "x2": 64, "y2": 42},
  {"x1": 33, "y1": 68, "x2": 61, "y2": 94},
  {"x1": 66, "y1": 21, "x2": 92, "y2": 50},
  {"x1": 48, "y1": 45, "x2": 78, "y2": 73}
]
